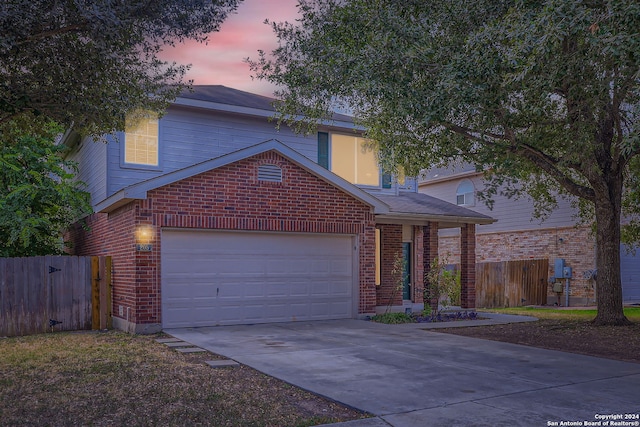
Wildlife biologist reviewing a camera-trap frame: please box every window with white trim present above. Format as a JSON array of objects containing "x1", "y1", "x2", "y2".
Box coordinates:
[
  {"x1": 124, "y1": 111, "x2": 159, "y2": 166},
  {"x1": 456, "y1": 179, "x2": 475, "y2": 206},
  {"x1": 331, "y1": 134, "x2": 379, "y2": 186},
  {"x1": 318, "y1": 132, "x2": 381, "y2": 186}
]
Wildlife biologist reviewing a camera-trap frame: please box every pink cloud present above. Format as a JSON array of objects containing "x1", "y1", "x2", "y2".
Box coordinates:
[{"x1": 160, "y1": 0, "x2": 299, "y2": 97}]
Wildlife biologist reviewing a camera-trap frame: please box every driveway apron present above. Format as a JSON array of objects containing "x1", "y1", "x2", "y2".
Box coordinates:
[{"x1": 166, "y1": 319, "x2": 640, "y2": 427}]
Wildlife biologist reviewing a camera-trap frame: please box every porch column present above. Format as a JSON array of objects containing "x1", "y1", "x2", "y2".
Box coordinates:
[
  {"x1": 460, "y1": 223, "x2": 476, "y2": 308},
  {"x1": 423, "y1": 222, "x2": 439, "y2": 312}
]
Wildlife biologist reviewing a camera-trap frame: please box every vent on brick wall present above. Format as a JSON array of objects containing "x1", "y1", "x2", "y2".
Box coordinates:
[{"x1": 258, "y1": 164, "x2": 282, "y2": 182}]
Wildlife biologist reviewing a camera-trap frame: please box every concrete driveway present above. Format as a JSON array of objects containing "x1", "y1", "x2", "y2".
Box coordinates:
[{"x1": 166, "y1": 319, "x2": 640, "y2": 427}]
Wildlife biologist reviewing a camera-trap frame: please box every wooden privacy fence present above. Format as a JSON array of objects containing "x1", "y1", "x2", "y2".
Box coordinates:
[
  {"x1": 0, "y1": 256, "x2": 112, "y2": 337},
  {"x1": 476, "y1": 259, "x2": 549, "y2": 308}
]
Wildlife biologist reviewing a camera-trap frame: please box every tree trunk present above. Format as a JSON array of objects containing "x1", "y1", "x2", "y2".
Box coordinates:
[{"x1": 592, "y1": 183, "x2": 630, "y2": 326}]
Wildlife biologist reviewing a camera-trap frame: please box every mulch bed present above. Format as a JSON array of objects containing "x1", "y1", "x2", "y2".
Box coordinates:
[{"x1": 433, "y1": 319, "x2": 640, "y2": 364}]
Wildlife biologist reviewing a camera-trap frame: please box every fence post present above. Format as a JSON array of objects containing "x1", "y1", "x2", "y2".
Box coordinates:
[
  {"x1": 106, "y1": 256, "x2": 113, "y2": 329},
  {"x1": 91, "y1": 256, "x2": 100, "y2": 330}
]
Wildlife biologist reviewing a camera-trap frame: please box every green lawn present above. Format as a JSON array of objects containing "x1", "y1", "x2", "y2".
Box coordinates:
[{"x1": 481, "y1": 306, "x2": 640, "y2": 321}]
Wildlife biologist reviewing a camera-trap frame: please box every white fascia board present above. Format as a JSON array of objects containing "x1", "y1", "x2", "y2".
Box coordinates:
[
  {"x1": 376, "y1": 212, "x2": 496, "y2": 226},
  {"x1": 94, "y1": 192, "x2": 133, "y2": 213}
]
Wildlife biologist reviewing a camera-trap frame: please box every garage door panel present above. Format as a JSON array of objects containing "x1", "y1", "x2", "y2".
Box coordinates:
[
  {"x1": 290, "y1": 284, "x2": 310, "y2": 297},
  {"x1": 261, "y1": 282, "x2": 283, "y2": 297},
  {"x1": 239, "y1": 283, "x2": 266, "y2": 298},
  {"x1": 329, "y1": 282, "x2": 352, "y2": 296},
  {"x1": 332, "y1": 260, "x2": 351, "y2": 274},
  {"x1": 309, "y1": 282, "x2": 329, "y2": 296},
  {"x1": 162, "y1": 230, "x2": 355, "y2": 327}
]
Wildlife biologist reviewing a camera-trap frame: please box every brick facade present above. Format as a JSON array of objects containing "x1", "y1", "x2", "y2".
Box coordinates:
[
  {"x1": 375, "y1": 224, "x2": 427, "y2": 311},
  {"x1": 69, "y1": 151, "x2": 378, "y2": 331},
  {"x1": 439, "y1": 225, "x2": 597, "y2": 305},
  {"x1": 376, "y1": 224, "x2": 403, "y2": 307}
]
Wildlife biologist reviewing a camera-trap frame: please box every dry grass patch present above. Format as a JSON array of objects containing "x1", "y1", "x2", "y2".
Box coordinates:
[{"x1": 0, "y1": 331, "x2": 367, "y2": 427}]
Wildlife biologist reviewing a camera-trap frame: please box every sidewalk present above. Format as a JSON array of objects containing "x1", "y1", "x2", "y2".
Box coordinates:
[{"x1": 402, "y1": 311, "x2": 538, "y2": 329}]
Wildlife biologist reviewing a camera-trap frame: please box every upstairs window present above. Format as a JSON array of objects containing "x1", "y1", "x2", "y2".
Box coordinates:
[
  {"x1": 318, "y1": 132, "x2": 380, "y2": 186},
  {"x1": 333, "y1": 134, "x2": 379, "y2": 186},
  {"x1": 124, "y1": 111, "x2": 159, "y2": 166},
  {"x1": 456, "y1": 179, "x2": 475, "y2": 206}
]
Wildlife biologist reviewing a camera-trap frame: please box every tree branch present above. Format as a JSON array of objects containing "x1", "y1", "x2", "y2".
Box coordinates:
[
  {"x1": 441, "y1": 122, "x2": 509, "y2": 143},
  {"x1": 441, "y1": 118, "x2": 595, "y2": 201},
  {"x1": 0, "y1": 110, "x2": 32, "y2": 125},
  {"x1": 514, "y1": 144, "x2": 595, "y2": 201},
  {"x1": 15, "y1": 23, "x2": 88, "y2": 46}
]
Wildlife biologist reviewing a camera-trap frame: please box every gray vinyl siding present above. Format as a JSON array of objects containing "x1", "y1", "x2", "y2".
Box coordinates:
[
  {"x1": 67, "y1": 137, "x2": 107, "y2": 207},
  {"x1": 421, "y1": 174, "x2": 579, "y2": 236},
  {"x1": 106, "y1": 105, "x2": 317, "y2": 197},
  {"x1": 621, "y1": 244, "x2": 640, "y2": 303}
]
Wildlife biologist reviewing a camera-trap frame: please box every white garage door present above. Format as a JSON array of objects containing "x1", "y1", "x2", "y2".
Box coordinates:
[
  {"x1": 621, "y1": 245, "x2": 640, "y2": 304},
  {"x1": 161, "y1": 230, "x2": 356, "y2": 328}
]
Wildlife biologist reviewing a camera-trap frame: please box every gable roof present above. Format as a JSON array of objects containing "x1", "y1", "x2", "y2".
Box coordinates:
[
  {"x1": 419, "y1": 162, "x2": 482, "y2": 185},
  {"x1": 95, "y1": 139, "x2": 390, "y2": 214},
  {"x1": 180, "y1": 85, "x2": 277, "y2": 111},
  {"x1": 373, "y1": 192, "x2": 495, "y2": 227},
  {"x1": 174, "y1": 85, "x2": 358, "y2": 129}
]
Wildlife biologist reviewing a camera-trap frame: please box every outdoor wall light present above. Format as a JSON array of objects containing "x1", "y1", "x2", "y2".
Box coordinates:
[{"x1": 135, "y1": 224, "x2": 155, "y2": 251}]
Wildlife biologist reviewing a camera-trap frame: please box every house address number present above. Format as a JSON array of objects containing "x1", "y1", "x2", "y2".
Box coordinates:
[{"x1": 136, "y1": 244, "x2": 153, "y2": 252}]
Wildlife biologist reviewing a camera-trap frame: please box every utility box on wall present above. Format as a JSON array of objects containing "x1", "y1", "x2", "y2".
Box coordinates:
[
  {"x1": 563, "y1": 266, "x2": 572, "y2": 279},
  {"x1": 554, "y1": 258, "x2": 566, "y2": 279}
]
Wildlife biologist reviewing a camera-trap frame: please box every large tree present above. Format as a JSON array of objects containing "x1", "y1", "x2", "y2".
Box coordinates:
[
  {"x1": 0, "y1": 0, "x2": 240, "y2": 255},
  {"x1": 0, "y1": 0, "x2": 241, "y2": 136},
  {"x1": 251, "y1": 0, "x2": 640, "y2": 325},
  {"x1": 0, "y1": 116, "x2": 91, "y2": 256}
]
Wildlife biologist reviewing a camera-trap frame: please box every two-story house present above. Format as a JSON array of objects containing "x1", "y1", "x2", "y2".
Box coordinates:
[
  {"x1": 419, "y1": 164, "x2": 640, "y2": 306},
  {"x1": 65, "y1": 86, "x2": 493, "y2": 333}
]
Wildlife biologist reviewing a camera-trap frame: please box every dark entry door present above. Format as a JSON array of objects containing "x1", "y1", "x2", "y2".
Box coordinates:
[{"x1": 402, "y1": 243, "x2": 411, "y2": 300}]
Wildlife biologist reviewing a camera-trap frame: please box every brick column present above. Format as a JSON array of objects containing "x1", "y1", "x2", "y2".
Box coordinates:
[
  {"x1": 377, "y1": 224, "x2": 403, "y2": 307},
  {"x1": 423, "y1": 222, "x2": 439, "y2": 312},
  {"x1": 460, "y1": 223, "x2": 476, "y2": 308}
]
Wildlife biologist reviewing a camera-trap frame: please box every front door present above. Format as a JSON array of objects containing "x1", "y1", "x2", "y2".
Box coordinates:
[{"x1": 402, "y1": 242, "x2": 411, "y2": 300}]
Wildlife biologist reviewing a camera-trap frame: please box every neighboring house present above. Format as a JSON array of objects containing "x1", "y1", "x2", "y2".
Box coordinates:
[
  {"x1": 64, "y1": 86, "x2": 493, "y2": 333},
  {"x1": 419, "y1": 164, "x2": 640, "y2": 306}
]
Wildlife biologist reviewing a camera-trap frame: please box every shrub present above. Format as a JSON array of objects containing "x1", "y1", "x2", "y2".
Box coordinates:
[{"x1": 370, "y1": 312, "x2": 415, "y2": 324}]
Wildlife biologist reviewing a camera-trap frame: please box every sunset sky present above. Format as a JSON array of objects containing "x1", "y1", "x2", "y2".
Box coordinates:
[{"x1": 161, "y1": 0, "x2": 299, "y2": 96}]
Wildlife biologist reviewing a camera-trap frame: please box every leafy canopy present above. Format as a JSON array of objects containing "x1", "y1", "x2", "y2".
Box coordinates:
[
  {"x1": 252, "y1": 0, "x2": 640, "y2": 235},
  {"x1": 0, "y1": 0, "x2": 241, "y2": 136},
  {"x1": 0, "y1": 116, "x2": 91, "y2": 256},
  {"x1": 0, "y1": 0, "x2": 241, "y2": 256},
  {"x1": 252, "y1": 0, "x2": 640, "y2": 324}
]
